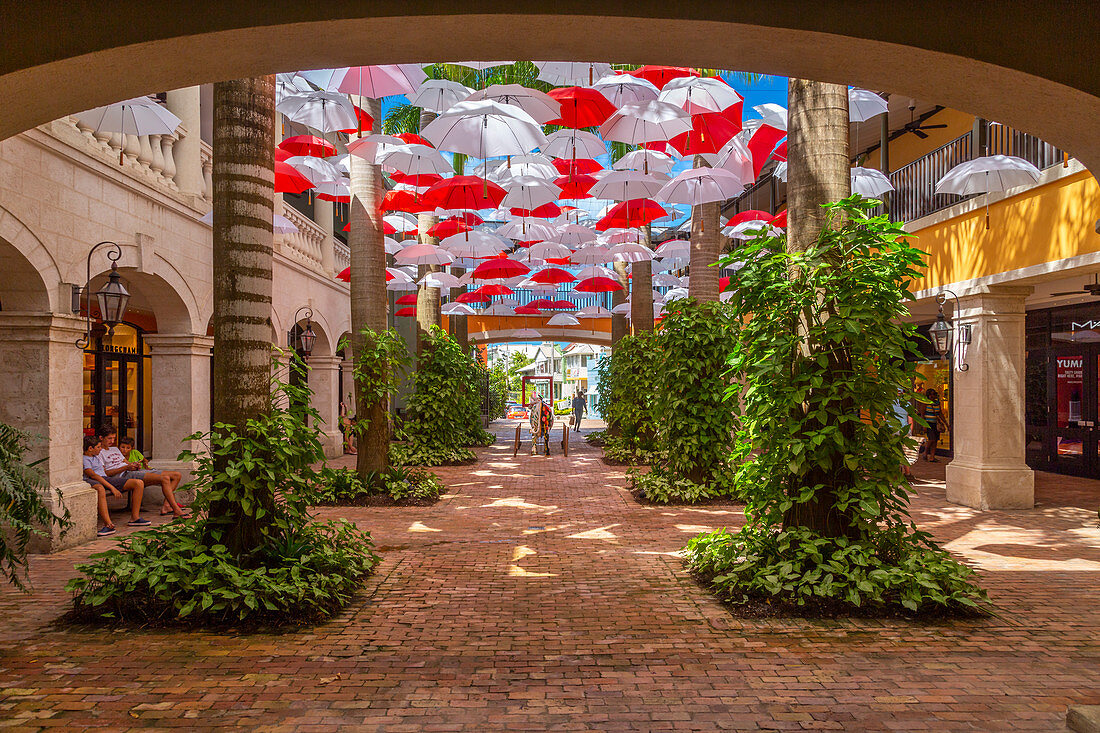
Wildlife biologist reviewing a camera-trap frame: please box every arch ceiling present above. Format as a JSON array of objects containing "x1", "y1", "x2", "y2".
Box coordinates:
[{"x1": 1, "y1": 2, "x2": 1098, "y2": 174}]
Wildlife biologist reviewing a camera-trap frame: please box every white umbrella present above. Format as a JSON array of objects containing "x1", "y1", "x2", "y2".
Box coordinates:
[
  {"x1": 577, "y1": 265, "x2": 615, "y2": 279},
  {"x1": 441, "y1": 230, "x2": 508, "y2": 258},
  {"x1": 848, "y1": 89, "x2": 889, "y2": 123},
  {"x1": 497, "y1": 219, "x2": 558, "y2": 242},
  {"x1": 774, "y1": 161, "x2": 788, "y2": 182},
  {"x1": 592, "y1": 74, "x2": 661, "y2": 107},
  {"x1": 542, "y1": 129, "x2": 608, "y2": 159},
  {"x1": 546, "y1": 313, "x2": 581, "y2": 326},
  {"x1": 535, "y1": 62, "x2": 613, "y2": 86},
  {"x1": 299, "y1": 66, "x2": 417, "y2": 98},
  {"x1": 610, "y1": 243, "x2": 655, "y2": 262},
  {"x1": 285, "y1": 155, "x2": 344, "y2": 183},
  {"x1": 657, "y1": 167, "x2": 745, "y2": 207},
  {"x1": 850, "y1": 166, "x2": 895, "y2": 197},
  {"x1": 76, "y1": 97, "x2": 182, "y2": 164},
  {"x1": 420, "y1": 271, "x2": 462, "y2": 288},
  {"x1": 482, "y1": 303, "x2": 516, "y2": 316},
  {"x1": 511, "y1": 328, "x2": 544, "y2": 339},
  {"x1": 312, "y1": 180, "x2": 350, "y2": 199},
  {"x1": 611, "y1": 303, "x2": 632, "y2": 315},
  {"x1": 600, "y1": 101, "x2": 692, "y2": 146},
  {"x1": 577, "y1": 306, "x2": 612, "y2": 318},
  {"x1": 556, "y1": 223, "x2": 598, "y2": 246},
  {"x1": 664, "y1": 287, "x2": 690, "y2": 301},
  {"x1": 529, "y1": 241, "x2": 572, "y2": 259},
  {"x1": 658, "y1": 76, "x2": 742, "y2": 115},
  {"x1": 652, "y1": 273, "x2": 681, "y2": 286},
  {"x1": 655, "y1": 240, "x2": 691, "y2": 258},
  {"x1": 589, "y1": 170, "x2": 667, "y2": 201},
  {"x1": 275, "y1": 73, "x2": 312, "y2": 100},
  {"x1": 713, "y1": 137, "x2": 756, "y2": 188},
  {"x1": 613, "y1": 149, "x2": 675, "y2": 176},
  {"x1": 395, "y1": 244, "x2": 455, "y2": 266},
  {"x1": 378, "y1": 144, "x2": 453, "y2": 177},
  {"x1": 421, "y1": 100, "x2": 548, "y2": 158},
  {"x1": 409, "y1": 79, "x2": 474, "y2": 114},
  {"x1": 517, "y1": 279, "x2": 560, "y2": 292},
  {"x1": 467, "y1": 84, "x2": 561, "y2": 124},
  {"x1": 501, "y1": 175, "x2": 563, "y2": 210},
  {"x1": 384, "y1": 213, "x2": 418, "y2": 233},
  {"x1": 598, "y1": 228, "x2": 642, "y2": 245},
  {"x1": 724, "y1": 220, "x2": 782, "y2": 240},
  {"x1": 752, "y1": 103, "x2": 788, "y2": 130},
  {"x1": 935, "y1": 155, "x2": 1041, "y2": 228},
  {"x1": 384, "y1": 238, "x2": 404, "y2": 254},
  {"x1": 442, "y1": 302, "x2": 478, "y2": 316},
  {"x1": 570, "y1": 246, "x2": 611, "y2": 264},
  {"x1": 346, "y1": 134, "x2": 407, "y2": 164},
  {"x1": 276, "y1": 91, "x2": 357, "y2": 133}
]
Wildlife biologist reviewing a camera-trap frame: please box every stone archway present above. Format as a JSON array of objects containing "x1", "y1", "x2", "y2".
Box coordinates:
[{"x1": 1, "y1": 4, "x2": 1098, "y2": 174}]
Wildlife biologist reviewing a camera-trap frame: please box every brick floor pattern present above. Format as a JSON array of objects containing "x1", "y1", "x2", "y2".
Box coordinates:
[{"x1": 2, "y1": 420, "x2": 1099, "y2": 731}]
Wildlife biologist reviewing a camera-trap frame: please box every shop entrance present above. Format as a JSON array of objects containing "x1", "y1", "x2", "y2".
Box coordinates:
[
  {"x1": 82, "y1": 323, "x2": 152, "y2": 452},
  {"x1": 1043, "y1": 344, "x2": 1100, "y2": 476}
]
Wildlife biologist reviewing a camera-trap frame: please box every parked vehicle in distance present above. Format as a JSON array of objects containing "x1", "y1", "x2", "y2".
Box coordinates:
[{"x1": 506, "y1": 404, "x2": 528, "y2": 420}]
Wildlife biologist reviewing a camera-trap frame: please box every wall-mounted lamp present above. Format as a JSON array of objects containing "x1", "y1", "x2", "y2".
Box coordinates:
[
  {"x1": 74, "y1": 241, "x2": 130, "y2": 350},
  {"x1": 292, "y1": 306, "x2": 316, "y2": 358},
  {"x1": 930, "y1": 289, "x2": 970, "y2": 371}
]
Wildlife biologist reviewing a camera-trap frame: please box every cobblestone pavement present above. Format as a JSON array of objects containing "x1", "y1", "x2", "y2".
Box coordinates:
[{"x1": 2, "y1": 419, "x2": 1099, "y2": 731}]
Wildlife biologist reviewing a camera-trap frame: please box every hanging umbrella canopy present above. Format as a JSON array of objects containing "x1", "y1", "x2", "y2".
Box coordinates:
[
  {"x1": 726, "y1": 210, "x2": 774, "y2": 226},
  {"x1": 299, "y1": 65, "x2": 417, "y2": 97},
  {"x1": 345, "y1": 133, "x2": 406, "y2": 163},
  {"x1": 472, "y1": 258, "x2": 530, "y2": 280},
  {"x1": 497, "y1": 218, "x2": 558, "y2": 242},
  {"x1": 313, "y1": 180, "x2": 350, "y2": 202},
  {"x1": 481, "y1": 303, "x2": 516, "y2": 317},
  {"x1": 577, "y1": 265, "x2": 615, "y2": 279},
  {"x1": 427, "y1": 219, "x2": 472, "y2": 238},
  {"x1": 395, "y1": 306, "x2": 417, "y2": 317},
  {"x1": 535, "y1": 61, "x2": 614, "y2": 86},
  {"x1": 570, "y1": 246, "x2": 612, "y2": 264},
  {"x1": 382, "y1": 189, "x2": 429, "y2": 213},
  {"x1": 276, "y1": 91, "x2": 358, "y2": 133},
  {"x1": 712, "y1": 136, "x2": 756, "y2": 187},
  {"x1": 554, "y1": 173, "x2": 598, "y2": 199},
  {"x1": 610, "y1": 243, "x2": 655, "y2": 263},
  {"x1": 421, "y1": 99, "x2": 548, "y2": 158},
  {"x1": 529, "y1": 242, "x2": 573, "y2": 260},
  {"x1": 530, "y1": 266, "x2": 576, "y2": 284},
  {"x1": 510, "y1": 201, "x2": 563, "y2": 219},
  {"x1": 657, "y1": 167, "x2": 746, "y2": 206},
  {"x1": 848, "y1": 88, "x2": 889, "y2": 122},
  {"x1": 284, "y1": 155, "x2": 344, "y2": 184},
  {"x1": 419, "y1": 271, "x2": 462, "y2": 288},
  {"x1": 441, "y1": 230, "x2": 508, "y2": 258},
  {"x1": 395, "y1": 293, "x2": 419, "y2": 305},
  {"x1": 850, "y1": 166, "x2": 895, "y2": 197},
  {"x1": 655, "y1": 239, "x2": 691, "y2": 258},
  {"x1": 422, "y1": 175, "x2": 507, "y2": 210},
  {"x1": 658, "y1": 76, "x2": 743, "y2": 115},
  {"x1": 274, "y1": 160, "x2": 316, "y2": 194},
  {"x1": 613, "y1": 149, "x2": 676, "y2": 175},
  {"x1": 514, "y1": 305, "x2": 542, "y2": 315},
  {"x1": 752, "y1": 103, "x2": 789, "y2": 131},
  {"x1": 628, "y1": 66, "x2": 700, "y2": 90},
  {"x1": 724, "y1": 220, "x2": 782, "y2": 240},
  {"x1": 467, "y1": 84, "x2": 561, "y2": 124},
  {"x1": 337, "y1": 104, "x2": 374, "y2": 134},
  {"x1": 600, "y1": 101, "x2": 693, "y2": 146},
  {"x1": 76, "y1": 96, "x2": 182, "y2": 137},
  {"x1": 449, "y1": 61, "x2": 515, "y2": 71},
  {"x1": 935, "y1": 155, "x2": 1041, "y2": 196},
  {"x1": 591, "y1": 74, "x2": 661, "y2": 106},
  {"x1": 555, "y1": 223, "x2": 598, "y2": 246},
  {"x1": 395, "y1": 244, "x2": 455, "y2": 266},
  {"x1": 476, "y1": 283, "x2": 515, "y2": 297},
  {"x1": 589, "y1": 170, "x2": 667, "y2": 201},
  {"x1": 378, "y1": 144, "x2": 453, "y2": 178},
  {"x1": 577, "y1": 305, "x2": 614, "y2": 318},
  {"x1": 542, "y1": 129, "x2": 608, "y2": 159},
  {"x1": 668, "y1": 112, "x2": 742, "y2": 156},
  {"x1": 501, "y1": 175, "x2": 563, "y2": 210},
  {"x1": 596, "y1": 199, "x2": 668, "y2": 230},
  {"x1": 550, "y1": 299, "x2": 577, "y2": 310},
  {"x1": 409, "y1": 79, "x2": 475, "y2": 113},
  {"x1": 546, "y1": 87, "x2": 617, "y2": 128},
  {"x1": 546, "y1": 313, "x2": 582, "y2": 326},
  {"x1": 384, "y1": 237, "x2": 404, "y2": 254},
  {"x1": 456, "y1": 291, "x2": 491, "y2": 304},
  {"x1": 279, "y1": 135, "x2": 337, "y2": 157},
  {"x1": 652, "y1": 272, "x2": 682, "y2": 287},
  {"x1": 442, "y1": 302, "x2": 478, "y2": 316},
  {"x1": 552, "y1": 158, "x2": 603, "y2": 176},
  {"x1": 598, "y1": 228, "x2": 642, "y2": 244}
]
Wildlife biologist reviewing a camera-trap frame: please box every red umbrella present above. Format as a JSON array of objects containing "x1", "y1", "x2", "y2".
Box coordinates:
[
  {"x1": 274, "y1": 161, "x2": 315, "y2": 194},
  {"x1": 526, "y1": 298, "x2": 555, "y2": 309},
  {"x1": 720, "y1": 275, "x2": 731, "y2": 291},
  {"x1": 510, "y1": 202, "x2": 562, "y2": 218},
  {"x1": 390, "y1": 171, "x2": 444, "y2": 187},
  {"x1": 747, "y1": 124, "x2": 787, "y2": 178},
  {"x1": 450, "y1": 212, "x2": 485, "y2": 225},
  {"x1": 552, "y1": 158, "x2": 603, "y2": 175},
  {"x1": 456, "y1": 291, "x2": 491, "y2": 304},
  {"x1": 275, "y1": 147, "x2": 293, "y2": 163},
  {"x1": 472, "y1": 259, "x2": 530, "y2": 279},
  {"x1": 668, "y1": 112, "x2": 742, "y2": 156},
  {"x1": 475, "y1": 283, "x2": 514, "y2": 297},
  {"x1": 279, "y1": 135, "x2": 338, "y2": 157},
  {"x1": 547, "y1": 87, "x2": 616, "y2": 128},
  {"x1": 336, "y1": 267, "x2": 351, "y2": 282},
  {"x1": 628, "y1": 65, "x2": 700, "y2": 90},
  {"x1": 382, "y1": 189, "x2": 429, "y2": 213},
  {"x1": 530, "y1": 267, "x2": 576, "y2": 285},
  {"x1": 550, "y1": 299, "x2": 577, "y2": 310},
  {"x1": 546, "y1": 256, "x2": 573, "y2": 266},
  {"x1": 514, "y1": 305, "x2": 542, "y2": 315},
  {"x1": 395, "y1": 293, "x2": 418, "y2": 305},
  {"x1": 337, "y1": 105, "x2": 374, "y2": 135},
  {"x1": 727, "y1": 210, "x2": 774, "y2": 226},
  {"x1": 422, "y1": 175, "x2": 506, "y2": 210},
  {"x1": 596, "y1": 199, "x2": 667, "y2": 231},
  {"x1": 574, "y1": 277, "x2": 623, "y2": 293},
  {"x1": 317, "y1": 191, "x2": 349, "y2": 203},
  {"x1": 345, "y1": 222, "x2": 399, "y2": 234},
  {"x1": 554, "y1": 174, "x2": 598, "y2": 199},
  {"x1": 396, "y1": 132, "x2": 432, "y2": 147},
  {"x1": 395, "y1": 306, "x2": 417, "y2": 317},
  {"x1": 772, "y1": 210, "x2": 788, "y2": 228},
  {"x1": 771, "y1": 140, "x2": 788, "y2": 163},
  {"x1": 427, "y1": 219, "x2": 472, "y2": 238}
]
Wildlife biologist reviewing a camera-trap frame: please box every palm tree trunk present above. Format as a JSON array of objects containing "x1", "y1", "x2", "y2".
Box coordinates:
[
  {"x1": 348, "y1": 96, "x2": 390, "y2": 479},
  {"x1": 610, "y1": 261, "x2": 629, "y2": 344},
  {"x1": 631, "y1": 224, "x2": 655, "y2": 331},
  {"x1": 782, "y1": 78, "x2": 853, "y2": 538},
  {"x1": 688, "y1": 157, "x2": 721, "y2": 302},
  {"x1": 209, "y1": 76, "x2": 276, "y2": 554}
]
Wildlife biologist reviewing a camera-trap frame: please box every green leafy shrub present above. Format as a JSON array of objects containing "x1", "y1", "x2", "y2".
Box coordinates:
[
  {"x1": 389, "y1": 442, "x2": 476, "y2": 467},
  {"x1": 632, "y1": 468, "x2": 735, "y2": 504},
  {"x1": 0, "y1": 424, "x2": 71, "y2": 590},
  {"x1": 403, "y1": 327, "x2": 493, "y2": 452},
  {"x1": 309, "y1": 466, "x2": 443, "y2": 505},
  {"x1": 685, "y1": 197, "x2": 988, "y2": 615},
  {"x1": 602, "y1": 436, "x2": 662, "y2": 466},
  {"x1": 595, "y1": 332, "x2": 660, "y2": 452},
  {"x1": 67, "y1": 372, "x2": 379, "y2": 626},
  {"x1": 584, "y1": 430, "x2": 608, "y2": 446}
]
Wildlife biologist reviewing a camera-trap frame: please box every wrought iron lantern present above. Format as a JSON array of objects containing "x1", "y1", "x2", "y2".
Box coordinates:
[
  {"x1": 930, "y1": 290, "x2": 970, "y2": 371},
  {"x1": 75, "y1": 241, "x2": 130, "y2": 349},
  {"x1": 293, "y1": 306, "x2": 316, "y2": 357}
]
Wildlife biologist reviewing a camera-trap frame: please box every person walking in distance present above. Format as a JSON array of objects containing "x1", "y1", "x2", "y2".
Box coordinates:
[
  {"x1": 571, "y1": 389, "x2": 586, "y2": 433},
  {"x1": 919, "y1": 388, "x2": 948, "y2": 463}
]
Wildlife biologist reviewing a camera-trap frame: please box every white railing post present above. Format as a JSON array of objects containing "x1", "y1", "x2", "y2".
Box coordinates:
[{"x1": 165, "y1": 87, "x2": 205, "y2": 197}]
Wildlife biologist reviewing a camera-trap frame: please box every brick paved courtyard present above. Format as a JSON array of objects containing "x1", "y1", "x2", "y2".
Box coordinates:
[{"x1": 2, "y1": 420, "x2": 1099, "y2": 731}]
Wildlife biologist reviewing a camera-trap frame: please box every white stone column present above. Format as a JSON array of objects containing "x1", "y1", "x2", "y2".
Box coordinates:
[
  {"x1": 0, "y1": 313, "x2": 97, "y2": 551},
  {"x1": 315, "y1": 198, "x2": 336, "y2": 275},
  {"x1": 165, "y1": 87, "x2": 204, "y2": 197},
  {"x1": 945, "y1": 285, "x2": 1035, "y2": 509},
  {"x1": 309, "y1": 355, "x2": 343, "y2": 458},
  {"x1": 144, "y1": 334, "x2": 212, "y2": 499}
]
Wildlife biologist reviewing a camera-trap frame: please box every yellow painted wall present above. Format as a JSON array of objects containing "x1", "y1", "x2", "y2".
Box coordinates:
[{"x1": 910, "y1": 169, "x2": 1100, "y2": 291}]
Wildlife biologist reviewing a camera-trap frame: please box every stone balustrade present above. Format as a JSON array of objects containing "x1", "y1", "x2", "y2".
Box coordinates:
[
  {"x1": 199, "y1": 140, "x2": 213, "y2": 201},
  {"x1": 334, "y1": 240, "x2": 351, "y2": 274},
  {"x1": 63, "y1": 115, "x2": 184, "y2": 196},
  {"x1": 277, "y1": 201, "x2": 327, "y2": 271}
]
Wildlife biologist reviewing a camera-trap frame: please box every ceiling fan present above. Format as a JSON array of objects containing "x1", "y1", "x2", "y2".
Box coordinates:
[
  {"x1": 1052, "y1": 274, "x2": 1100, "y2": 298},
  {"x1": 902, "y1": 101, "x2": 948, "y2": 139}
]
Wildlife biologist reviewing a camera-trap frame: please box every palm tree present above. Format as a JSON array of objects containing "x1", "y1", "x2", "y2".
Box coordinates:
[
  {"x1": 781, "y1": 78, "x2": 852, "y2": 536},
  {"x1": 347, "y1": 96, "x2": 391, "y2": 480},
  {"x1": 209, "y1": 75, "x2": 277, "y2": 553}
]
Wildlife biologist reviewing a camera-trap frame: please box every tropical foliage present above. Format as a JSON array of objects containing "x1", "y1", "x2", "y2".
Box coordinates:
[
  {"x1": 309, "y1": 465, "x2": 444, "y2": 505},
  {"x1": 685, "y1": 197, "x2": 988, "y2": 614},
  {"x1": 594, "y1": 332, "x2": 662, "y2": 464}
]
